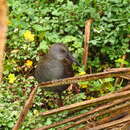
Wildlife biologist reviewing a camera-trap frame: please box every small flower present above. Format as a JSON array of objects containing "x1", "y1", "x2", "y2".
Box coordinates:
[
  {"x1": 79, "y1": 80, "x2": 88, "y2": 88},
  {"x1": 24, "y1": 30, "x2": 34, "y2": 41},
  {"x1": 33, "y1": 109, "x2": 39, "y2": 116},
  {"x1": 8, "y1": 73, "x2": 16, "y2": 84},
  {"x1": 25, "y1": 60, "x2": 33, "y2": 67},
  {"x1": 79, "y1": 71, "x2": 86, "y2": 76},
  {"x1": 87, "y1": 96, "x2": 95, "y2": 100},
  {"x1": 80, "y1": 84, "x2": 88, "y2": 88}
]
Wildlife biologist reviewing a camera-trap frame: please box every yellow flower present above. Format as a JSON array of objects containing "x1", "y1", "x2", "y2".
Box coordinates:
[
  {"x1": 8, "y1": 74, "x2": 16, "y2": 84},
  {"x1": 87, "y1": 96, "x2": 95, "y2": 100},
  {"x1": 24, "y1": 30, "x2": 34, "y2": 41},
  {"x1": 25, "y1": 60, "x2": 33, "y2": 67},
  {"x1": 80, "y1": 84, "x2": 88, "y2": 88},
  {"x1": 33, "y1": 109, "x2": 39, "y2": 116},
  {"x1": 79, "y1": 71, "x2": 86, "y2": 76}
]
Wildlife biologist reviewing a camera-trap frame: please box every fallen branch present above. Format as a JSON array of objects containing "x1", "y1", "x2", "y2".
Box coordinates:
[
  {"x1": 39, "y1": 68, "x2": 130, "y2": 88},
  {"x1": 14, "y1": 68, "x2": 130, "y2": 129},
  {"x1": 33, "y1": 97, "x2": 130, "y2": 130},
  {"x1": 95, "y1": 105, "x2": 130, "y2": 125},
  {"x1": 40, "y1": 90, "x2": 130, "y2": 117},
  {"x1": 85, "y1": 101, "x2": 130, "y2": 129},
  {"x1": 12, "y1": 85, "x2": 38, "y2": 130},
  {"x1": 87, "y1": 115, "x2": 130, "y2": 130},
  {"x1": 118, "y1": 121, "x2": 130, "y2": 130},
  {"x1": 105, "y1": 67, "x2": 130, "y2": 80},
  {"x1": 117, "y1": 83, "x2": 130, "y2": 92},
  {"x1": 60, "y1": 99, "x2": 130, "y2": 130}
]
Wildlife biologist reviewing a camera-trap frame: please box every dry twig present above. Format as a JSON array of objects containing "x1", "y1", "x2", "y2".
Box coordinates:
[
  {"x1": 13, "y1": 85, "x2": 38, "y2": 130},
  {"x1": 117, "y1": 83, "x2": 130, "y2": 92},
  {"x1": 0, "y1": 0, "x2": 8, "y2": 82},
  {"x1": 60, "y1": 98, "x2": 130, "y2": 130},
  {"x1": 82, "y1": 19, "x2": 93, "y2": 71},
  {"x1": 33, "y1": 95, "x2": 130, "y2": 130},
  {"x1": 39, "y1": 68, "x2": 130, "y2": 88},
  {"x1": 40, "y1": 90, "x2": 130, "y2": 117},
  {"x1": 87, "y1": 115, "x2": 130, "y2": 130},
  {"x1": 14, "y1": 68, "x2": 130, "y2": 129}
]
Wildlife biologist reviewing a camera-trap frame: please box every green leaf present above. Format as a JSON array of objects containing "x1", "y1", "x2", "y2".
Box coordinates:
[
  {"x1": 38, "y1": 41, "x2": 49, "y2": 52},
  {"x1": 45, "y1": 118, "x2": 52, "y2": 125},
  {"x1": 62, "y1": 36, "x2": 77, "y2": 43},
  {"x1": 115, "y1": 58, "x2": 128, "y2": 65},
  {"x1": 33, "y1": 25, "x2": 43, "y2": 31},
  {"x1": 7, "y1": 122, "x2": 14, "y2": 128}
]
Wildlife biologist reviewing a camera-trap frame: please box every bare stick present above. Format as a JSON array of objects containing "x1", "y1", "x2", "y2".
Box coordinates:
[
  {"x1": 96, "y1": 107, "x2": 129, "y2": 126},
  {"x1": 39, "y1": 90, "x2": 130, "y2": 117},
  {"x1": 39, "y1": 68, "x2": 130, "y2": 88},
  {"x1": 60, "y1": 99, "x2": 130, "y2": 130},
  {"x1": 33, "y1": 97, "x2": 130, "y2": 130},
  {"x1": 119, "y1": 121, "x2": 130, "y2": 130},
  {"x1": 14, "y1": 68, "x2": 130, "y2": 129},
  {"x1": 82, "y1": 19, "x2": 93, "y2": 70},
  {"x1": 106, "y1": 67, "x2": 130, "y2": 80},
  {"x1": 12, "y1": 85, "x2": 38, "y2": 130},
  {"x1": 0, "y1": 0, "x2": 8, "y2": 82},
  {"x1": 64, "y1": 101, "x2": 130, "y2": 130},
  {"x1": 40, "y1": 82, "x2": 130, "y2": 130},
  {"x1": 117, "y1": 83, "x2": 130, "y2": 92},
  {"x1": 87, "y1": 115, "x2": 130, "y2": 130}
]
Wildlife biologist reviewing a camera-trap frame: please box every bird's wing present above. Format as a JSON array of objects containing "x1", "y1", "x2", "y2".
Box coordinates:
[
  {"x1": 35, "y1": 57, "x2": 64, "y2": 83},
  {"x1": 61, "y1": 59, "x2": 74, "y2": 79}
]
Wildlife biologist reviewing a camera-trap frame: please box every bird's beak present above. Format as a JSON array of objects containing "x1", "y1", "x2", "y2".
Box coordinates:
[{"x1": 67, "y1": 53, "x2": 80, "y2": 66}]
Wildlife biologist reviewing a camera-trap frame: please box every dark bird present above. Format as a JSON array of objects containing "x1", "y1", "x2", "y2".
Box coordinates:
[{"x1": 34, "y1": 43, "x2": 79, "y2": 106}]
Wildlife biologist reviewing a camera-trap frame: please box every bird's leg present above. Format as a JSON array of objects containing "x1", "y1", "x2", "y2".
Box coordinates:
[
  {"x1": 57, "y1": 92, "x2": 63, "y2": 107},
  {"x1": 68, "y1": 84, "x2": 80, "y2": 94},
  {"x1": 72, "y1": 84, "x2": 80, "y2": 94}
]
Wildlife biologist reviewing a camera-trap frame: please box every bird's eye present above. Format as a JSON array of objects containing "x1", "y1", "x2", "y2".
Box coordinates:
[{"x1": 60, "y1": 49, "x2": 66, "y2": 53}]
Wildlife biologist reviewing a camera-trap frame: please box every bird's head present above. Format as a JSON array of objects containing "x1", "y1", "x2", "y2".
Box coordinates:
[{"x1": 48, "y1": 43, "x2": 80, "y2": 65}]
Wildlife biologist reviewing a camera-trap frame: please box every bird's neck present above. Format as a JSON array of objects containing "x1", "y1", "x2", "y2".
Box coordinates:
[{"x1": 47, "y1": 52, "x2": 64, "y2": 61}]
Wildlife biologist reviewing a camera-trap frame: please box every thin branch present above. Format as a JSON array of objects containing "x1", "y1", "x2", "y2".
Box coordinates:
[
  {"x1": 118, "y1": 121, "x2": 130, "y2": 130},
  {"x1": 60, "y1": 99, "x2": 130, "y2": 130},
  {"x1": 95, "y1": 105, "x2": 130, "y2": 125},
  {"x1": 82, "y1": 19, "x2": 93, "y2": 71},
  {"x1": 117, "y1": 83, "x2": 130, "y2": 92},
  {"x1": 105, "y1": 67, "x2": 130, "y2": 80},
  {"x1": 0, "y1": 0, "x2": 8, "y2": 82},
  {"x1": 87, "y1": 115, "x2": 130, "y2": 130},
  {"x1": 39, "y1": 68, "x2": 130, "y2": 88},
  {"x1": 86, "y1": 102, "x2": 130, "y2": 128},
  {"x1": 14, "y1": 68, "x2": 130, "y2": 129},
  {"x1": 33, "y1": 97, "x2": 130, "y2": 130},
  {"x1": 12, "y1": 85, "x2": 38, "y2": 130},
  {"x1": 64, "y1": 101, "x2": 130, "y2": 130},
  {"x1": 40, "y1": 90, "x2": 130, "y2": 117}
]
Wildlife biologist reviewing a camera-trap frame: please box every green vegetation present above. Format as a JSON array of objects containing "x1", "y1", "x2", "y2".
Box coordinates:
[{"x1": 1, "y1": 0, "x2": 130, "y2": 129}]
